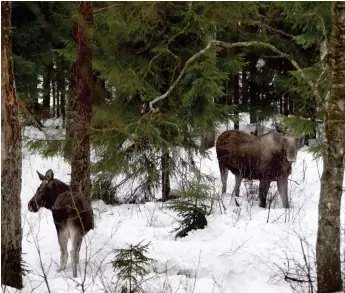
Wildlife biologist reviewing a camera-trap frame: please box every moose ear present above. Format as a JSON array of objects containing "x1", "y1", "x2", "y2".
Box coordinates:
[
  {"x1": 36, "y1": 170, "x2": 45, "y2": 181},
  {"x1": 45, "y1": 169, "x2": 54, "y2": 182}
]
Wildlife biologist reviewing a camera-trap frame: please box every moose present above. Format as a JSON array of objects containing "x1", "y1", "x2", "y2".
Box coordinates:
[
  {"x1": 216, "y1": 130, "x2": 299, "y2": 208},
  {"x1": 28, "y1": 169, "x2": 94, "y2": 278}
]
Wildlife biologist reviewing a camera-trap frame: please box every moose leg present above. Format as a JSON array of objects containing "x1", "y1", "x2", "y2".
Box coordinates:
[
  {"x1": 70, "y1": 227, "x2": 83, "y2": 278},
  {"x1": 57, "y1": 227, "x2": 69, "y2": 271},
  {"x1": 219, "y1": 162, "x2": 229, "y2": 194},
  {"x1": 277, "y1": 176, "x2": 289, "y2": 208},
  {"x1": 232, "y1": 175, "x2": 243, "y2": 198},
  {"x1": 230, "y1": 175, "x2": 243, "y2": 207},
  {"x1": 258, "y1": 180, "x2": 270, "y2": 208}
]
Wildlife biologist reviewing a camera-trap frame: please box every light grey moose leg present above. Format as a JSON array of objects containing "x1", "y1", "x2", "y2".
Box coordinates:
[
  {"x1": 232, "y1": 175, "x2": 243, "y2": 198},
  {"x1": 231, "y1": 175, "x2": 243, "y2": 207},
  {"x1": 57, "y1": 227, "x2": 69, "y2": 272},
  {"x1": 220, "y1": 165, "x2": 229, "y2": 194},
  {"x1": 70, "y1": 226, "x2": 83, "y2": 278},
  {"x1": 277, "y1": 176, "x2": 289, "y2": 208}
]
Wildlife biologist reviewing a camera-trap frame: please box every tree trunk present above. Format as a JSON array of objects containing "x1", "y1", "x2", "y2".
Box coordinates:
[
  {"x1": 60, "y1": 75, "x2": 66, "y2": 124},
  {"x1": 42, "y1": 62, "x2": 53, "y2": 110},
  {"x1": 316, "y1": 2, "x2": 345, "y2": 293},
  {"x1": 241, "y1": 70, "x2": 248, "y2": 111},
  {"x1": 52, "y1": 78, "x2": 56, "y2": 117},
  {"x1": 70, "y1": 2, "x2": 93, "y2": 200},
  {"x1": 248, "y1": 55, "x2": 258, "y2": 124},
  {"x1": 233, "y1": 74, "x2": 240, "y2": 129},
  {"x1": 1, "y1": 2, "x2": 23, "y2": 289},
  {"x1": 161, "y1": 148, "x2": 171, "y2": 202},
  {"x1": 283, "y1": 94, "x2": 289, "y2": 116}
]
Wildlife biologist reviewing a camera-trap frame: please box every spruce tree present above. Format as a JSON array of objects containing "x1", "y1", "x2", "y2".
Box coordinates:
[{"x1": 168, "y1": 178, "x2": 212, "y2": 239}]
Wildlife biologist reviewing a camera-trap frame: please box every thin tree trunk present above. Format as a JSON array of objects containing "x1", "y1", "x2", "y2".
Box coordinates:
[
  {"x1": 161, "y1": 148, "x2": 171, "y2": 202},
  {"x1": 70, "y1": 2, "x2": 93, "y2": 200},
  {"x1": 288, "y1": 95, "x2": 294, "y2": 115},
  {"x1": 241, "y1": 70, "x2": 248, "y2": 111},
  {"x1": 60, "y1": 74, "x2": 66, "y2": 125},
  {"x1": 316, "y1": 2, "x2": 345, "y2": 293},
  {"x1": 1, "y1": 2, "x2": 23, "y2": 288},
  {"x1": 248, "y1": 55, "x2": 258, "y2": 124},
  {"x1": 52, "y1": 78, "x2": 56, "y2": 117},
  {"x1": 233, "y1": 74, "x2": 240, "y2": 129},
  {"x1": 283, "y1": 94, "x2": 289, "y2": 116},
  {"x1": 42, "y1": 62, "x2": 53, "y2": 110}
]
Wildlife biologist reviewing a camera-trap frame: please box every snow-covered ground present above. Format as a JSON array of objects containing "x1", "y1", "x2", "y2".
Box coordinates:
[{"x1": 4, "y1": 121, "x2": 345, "y2": 293}]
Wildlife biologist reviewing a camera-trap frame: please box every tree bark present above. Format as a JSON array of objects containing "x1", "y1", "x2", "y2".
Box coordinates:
[
  {"x1": 70, "y1": 2, "x2": 93, "y2": 199},
  {"x1": 316, "y1": 2, "x2": 345, "y2": 293},
  {"x1": 1, "y1": 1, "x2": 23, "y2": 289}
]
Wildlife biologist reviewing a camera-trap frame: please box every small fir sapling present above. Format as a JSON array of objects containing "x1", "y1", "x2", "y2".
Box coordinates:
[
  {"x1": 168, "y1": 179, "x2": 210, "y2": 239},
  {"x1": 111, "y1": 240, "x2": 156, "y2": 293}
]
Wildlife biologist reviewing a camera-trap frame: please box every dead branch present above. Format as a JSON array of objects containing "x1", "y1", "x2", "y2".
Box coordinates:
[
  {"x1": 93, "y1": 4, "x2": 124, "y2": 14},
  {"x1": 149, "y1": 40, "x2": 319, "y2": 113}
]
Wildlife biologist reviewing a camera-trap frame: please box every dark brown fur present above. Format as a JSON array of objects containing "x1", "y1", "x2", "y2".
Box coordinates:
[
  {"x1": 28, "y1": 170, "x2": 94, "y2": 278},
  {"x1": 216, "y1": 130, "x2": 298, "y2": 208}
]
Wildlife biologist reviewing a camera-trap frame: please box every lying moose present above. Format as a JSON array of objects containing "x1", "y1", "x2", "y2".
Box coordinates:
[
  {"x1": 216, "y1": 130, "x2": 299, "y2": 208},
  {"x1": 28, "y1": 169, "x2": 94, "y2": 278}
]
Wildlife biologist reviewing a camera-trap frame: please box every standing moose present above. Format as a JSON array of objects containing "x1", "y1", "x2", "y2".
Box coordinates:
[
  {"x1": 216, "y1": 130, "x2": 299, "y2": 208},
  {"x1": 28, "y1": 169, "x2": 94, "y2": 278}
]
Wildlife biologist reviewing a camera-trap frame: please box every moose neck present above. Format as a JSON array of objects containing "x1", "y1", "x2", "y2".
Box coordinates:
[{"x1": 45, "y1": 179, "x2": 70, "y2": 210}]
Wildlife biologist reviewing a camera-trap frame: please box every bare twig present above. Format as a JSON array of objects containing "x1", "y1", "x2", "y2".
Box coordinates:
[
  {"x1": 93, "y1": 4, "x2": 124, "y2": 14},
  {"x1": 149, "y1": 40, "x2": 320, "y2": 113}
]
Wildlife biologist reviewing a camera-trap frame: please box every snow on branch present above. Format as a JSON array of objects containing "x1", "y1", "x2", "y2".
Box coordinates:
[{"x1": 149, "y1": 40, "x2": 319, "y2": 113}]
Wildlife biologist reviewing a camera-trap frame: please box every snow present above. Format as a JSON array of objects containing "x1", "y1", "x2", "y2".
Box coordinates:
[{"x1": 4, "y1": 123, "x2": 345, "y2": 293}]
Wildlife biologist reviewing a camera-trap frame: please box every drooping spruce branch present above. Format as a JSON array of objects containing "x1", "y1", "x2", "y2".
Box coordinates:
[{"x1": 149, "y1": 40, "x2": 320, "y2": 113}]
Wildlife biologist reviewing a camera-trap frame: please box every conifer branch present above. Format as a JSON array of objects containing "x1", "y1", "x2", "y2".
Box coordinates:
[
  {"x1": 93, "y1": 4, "x2": 124, "y2": 14},
  {"x1": 253, "y1": 21, "x2": 295, "y2": 39},
  {"x1": 149, "y1": 42, "x2": 213, "y2": 113},
  {"x1": 149, "y1": 40, "x2": 319, "y2": 113}
]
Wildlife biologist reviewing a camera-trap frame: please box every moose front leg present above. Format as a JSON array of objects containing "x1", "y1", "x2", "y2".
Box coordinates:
[
  {"x1": 219, "y1": 162, "x2": 229, "y2": 194},
  {"x1": 57, "y1": 227, "x2": 69, "y2": 272},
  {"x1": 70, "y1": 227, "x2": 83, "y2": 278},
  {"x1": 277, "y1": 176, "x2": 289, "y2": 208},
  {"x1": 258, "y1": 180, "x2": 271, "y2": 208}
]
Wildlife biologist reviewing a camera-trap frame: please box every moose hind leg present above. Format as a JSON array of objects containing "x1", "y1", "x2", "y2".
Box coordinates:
[
  {"x1": 70, "y1": 226, "x2": 83, "y2": 278},
  {"x1": 57, "y1": 227, "x2": 69, "y2": 271},
  {"x1": 277, "y1": 177, "x2": 289, "y2": 208},
  {"x1": 258, "y1": 180, "x2": 270, "y2": 208}
]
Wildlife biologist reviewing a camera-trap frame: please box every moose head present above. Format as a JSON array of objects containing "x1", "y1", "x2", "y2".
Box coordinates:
[
  {"x1": 283, "y1": 136, "x2": 299, "y2": 162},
  {"x1": 28, "y1": 169, "x2": 56, "y2": 212}
]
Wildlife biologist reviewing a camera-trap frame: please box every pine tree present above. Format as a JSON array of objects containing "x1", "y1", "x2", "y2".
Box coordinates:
[
  {"x1": 1, "y1": 1, "x2": 23, "y2": 288},
  {"x1": 316, "y1": 2, "x2": 345, "y2": 292},
  {"x1": 70, "y1": 2, "x2": 93, "y2": 199}
]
